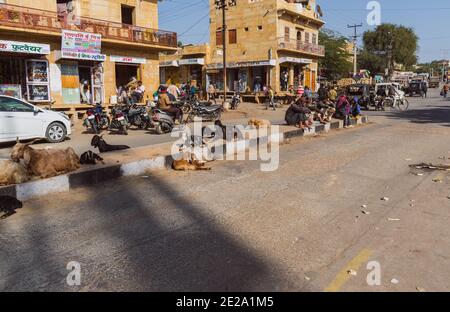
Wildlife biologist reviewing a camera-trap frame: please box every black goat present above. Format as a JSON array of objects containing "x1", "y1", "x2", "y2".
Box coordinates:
[
  {"x1": 0, "y1": 196, "x2": 23, "y2": 219},
  {"x1": 91, "y1": 135, "x2": 130, "y2": 153},
  {"x1": 80, "y1": 151, "x2": 105, "y2": 165}
]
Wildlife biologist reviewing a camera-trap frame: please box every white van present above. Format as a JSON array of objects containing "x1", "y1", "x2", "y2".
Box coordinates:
[{"x1": 0, "y1": 95, "x2": 72, "y2": 143}]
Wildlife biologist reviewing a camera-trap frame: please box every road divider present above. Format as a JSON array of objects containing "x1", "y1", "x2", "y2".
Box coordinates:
[{"x1": 0, "y1": 117, "x2": 368, "y2": 202}]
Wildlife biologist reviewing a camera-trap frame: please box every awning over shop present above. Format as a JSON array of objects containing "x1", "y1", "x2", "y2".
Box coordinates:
[
  {"x1": 0, "y1": 40, "x2": 50, "y2": 55},
  {"x1": 110, "y1": 55, "x2": 146, "y2": 64},
  {"x1": 159, "y1": 60, "x2": 179, "y2": 67},
  {"x1": 179, "y1": 58, "x2": 205, "y2": 66},
  {"x1": 278, "y1": 57, "x2": 313, "y2": 64},
  {"x1": 207, "y1": 59, "x2": 276, "y2": 70}
]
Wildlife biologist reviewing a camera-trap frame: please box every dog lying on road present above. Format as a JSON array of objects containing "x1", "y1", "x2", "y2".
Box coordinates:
[{"x1": 248, "y1": 118, "x2": 271, "y2": 128}]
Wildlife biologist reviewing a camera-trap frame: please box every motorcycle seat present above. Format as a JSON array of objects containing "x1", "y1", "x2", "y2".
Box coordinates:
[{"x1": 199, "y1": 105, "x2": 222, "y2": 112}]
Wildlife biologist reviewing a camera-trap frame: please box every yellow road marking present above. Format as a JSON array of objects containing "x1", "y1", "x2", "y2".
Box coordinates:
[{"x1": 324, "y1": 249, "x2": 373, "y2": 292}]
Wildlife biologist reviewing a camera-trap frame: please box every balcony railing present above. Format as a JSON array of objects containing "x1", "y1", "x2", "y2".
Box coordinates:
[
  {"x1": 0, "y1": 3, "x2": 177, "y2": 48},
  {"x1": 277, "y1": 37, "x2": 325, "y2": 56}
]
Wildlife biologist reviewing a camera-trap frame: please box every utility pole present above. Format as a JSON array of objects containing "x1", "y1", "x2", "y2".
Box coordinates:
[
  {"x1": 215, "y1": 0, "x2": 236, "y2": 106},
  {"x1": 441, "y1": 49, "x2": 450, "y2": 82},
  {"x1": 347, "y1": 24, "x2": 363, "y2": 77}
]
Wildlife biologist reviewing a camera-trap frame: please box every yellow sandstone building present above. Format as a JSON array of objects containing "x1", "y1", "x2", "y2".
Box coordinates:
[
  {"x1": 0, "y1": 0, "x2": 176, "y2": 119},
  {"x1": 160, "y1": 0, "x2": 324, "y2": 94}
]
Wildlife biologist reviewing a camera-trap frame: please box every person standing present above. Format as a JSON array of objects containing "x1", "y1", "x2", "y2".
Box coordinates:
[
  {"x1": 266, "y1": 86, "x2": 276, "y2": 110},
  {"x1": 421, "y1": 81, "x2": 428, "y2": 99},
  {"x1": 207, "y1": 83, "x2": 217, "y2": 104},
  {"x1": 327, "y1": 87, "x2": 337, "y2": 103}
]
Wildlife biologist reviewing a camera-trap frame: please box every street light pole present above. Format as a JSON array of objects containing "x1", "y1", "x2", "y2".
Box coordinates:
[{"x1": 215, "y1": 0, "x2": 236, "y2": 106}]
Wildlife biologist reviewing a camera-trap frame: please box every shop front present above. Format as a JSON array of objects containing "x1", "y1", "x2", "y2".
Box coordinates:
[
  {"x1": 0, "y1": 40, "x2": 51, "y2": 102},
  {"x1": 57, "y1": 29, "x2": 105, "y2": 105},
  {"x1": 159, "y1": 60, "x2": 179, "y2": 85},
  {"x1": 179, "y1": 58, "x2": 205, "y2": 88},
  {"x1": 278, "y1": 56, "x2": 315, "y2": 91},
  {"x1": 207, "y1": 59, "x2": 276, "y2": 92},
  {"x1": 110, "y1": 55, "x2": 146, "y2": 89}
]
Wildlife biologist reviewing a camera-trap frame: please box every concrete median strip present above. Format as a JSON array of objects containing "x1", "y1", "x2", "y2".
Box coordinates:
[{"x1": 0, "y1": 116, "x2": 368, "y2": 202}]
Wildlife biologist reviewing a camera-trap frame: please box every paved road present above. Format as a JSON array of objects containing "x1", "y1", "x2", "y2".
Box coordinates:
[{"x1": 1, "y1": 89, "x2": 450, "y2": 291}]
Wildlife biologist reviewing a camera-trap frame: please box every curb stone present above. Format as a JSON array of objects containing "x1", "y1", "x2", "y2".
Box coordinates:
[{"x1": 1, "y1": 117, "x2": 369, "y2": 201}]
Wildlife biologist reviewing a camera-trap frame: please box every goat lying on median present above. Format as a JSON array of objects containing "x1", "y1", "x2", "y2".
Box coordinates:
[
  {"x1": 0, "y1": 159, "x2": 29, "y2": 186},
  {"x1": 10, "y1": 139, "x2": 80, "y2": 179},
  {"x1": 91, "y1": 135, "x2": 130, "y2": 153}
]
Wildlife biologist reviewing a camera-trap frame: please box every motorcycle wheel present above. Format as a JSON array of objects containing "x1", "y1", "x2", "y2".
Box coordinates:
[
  {"x1": 90, "y1": 120, "x2": 100, "y2": 134},
  {"x1": 182, "y1": 104, "x2": 192, "y2": 114},
  {"x1": 156, "y1": 122, "x2": 172, "y2": 135},
  {"x1": 397, "y1": 99, "x2": 409, "y2": 111},
  {"x1": 121, "y1": 125, "x2": 128, "y2": 135}
]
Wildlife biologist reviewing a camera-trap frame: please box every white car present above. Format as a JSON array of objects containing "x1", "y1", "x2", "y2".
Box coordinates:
[{"x1": 0, "y1": 95, "x2": 72, "y2": 143}]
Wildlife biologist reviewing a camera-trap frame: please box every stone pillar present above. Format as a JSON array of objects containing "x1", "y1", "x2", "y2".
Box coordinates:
[{"x1": 288, "y1": 64, "x2": 295, "y2": 88}]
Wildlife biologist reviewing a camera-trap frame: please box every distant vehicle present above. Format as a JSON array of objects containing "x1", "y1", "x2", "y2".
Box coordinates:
[
  {"x1": 346, "y1": 84, "x2": 374, "y2": 110},
  {"x1": 429, "y1": 76, "x2": 440, "y2": 88},
  {"x1": 406, "y1": 81, "x2": 426, "y2": 97},
  {"x1": 0, "y1": 95, "x2": 72, "y2": 143}
]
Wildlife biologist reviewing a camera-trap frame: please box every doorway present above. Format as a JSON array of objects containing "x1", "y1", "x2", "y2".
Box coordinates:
[{"x1": 115, "y1": 64, "x2": 140, "y2": 89}]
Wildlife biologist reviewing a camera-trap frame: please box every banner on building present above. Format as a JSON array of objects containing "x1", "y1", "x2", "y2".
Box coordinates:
[
  {"x1": 0, "y1": 40, "x2": 50, "y2": 55},
  {"x1": 61, "y1": 30, "x2": 105, "y2": 61},
  {"x1": 110, "y1": 55, "x2": 147, "y2": 64}
]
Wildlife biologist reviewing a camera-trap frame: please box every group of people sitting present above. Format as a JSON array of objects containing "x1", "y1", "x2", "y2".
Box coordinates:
[
  {"x1": 117, "y1": 77, "x2": 146, "y2": 105},
  {"x1": 285, "y1": 85, "x2": 361, "y2": 130}
]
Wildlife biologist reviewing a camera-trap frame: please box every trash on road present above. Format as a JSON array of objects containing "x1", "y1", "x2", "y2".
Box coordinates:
[
  {"x1": 432, "y1": 178, "x2": 443, "y2": 183},
  {"x1": 405, "y1": 158, "x2": 412, "y2": 161},
  {"x1": 304, "y1": 276, "x2": 311, "y2": 281},
  {"x1": 361, "y1": 210, "x2": 370, "y2": 215},
  {"x1": 347, "y1": 269, "x2": 357, "y2": 276},
  {"x1": 361, "y1": 204, "x2": 367, "y2": 208},
  {"x1": 416, "y1": 286, "x2": 426, "y2": 292},
  {"x1": 410, "y1": 163, "x2": 450, "y2": 171},
  {"x1": 391, "y1": 278, "x2": 399, "y2": 284},
  {"x1": 381, "y1": 197, "x2": 390, "y2": 202},
  {"x1": 387, "y1": 218, "x2": 401, "y2": 221}
]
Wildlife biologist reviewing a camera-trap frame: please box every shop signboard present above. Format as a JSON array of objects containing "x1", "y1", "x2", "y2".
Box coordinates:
[
  {"x1": 207, "y1": 59, "x2": 276, "y2": 69},
  {"x1": 0, "y1": 40, "x2": 50, "y2": 55},
  {"x1": 278, "y1": 57, "x2": 312, "y2": 64},
  {"x1": 179, "y1": 58, "x2": 205, "y2": 66},
  {"x1": 61, "y1": 30, "x2": 105, "y2": 61},
  {"x1": 159, "y1": 60, "x2": 179, "y2": 67},
  {"x1": 110, "y1": 55, "x2": 146, "y2": 64},
  {"x1": 0, "y1": 84, "x2": 22, "y2": 99},
  {"x1": 26, "y1": 60, "x2": 51, "y2": 102}
]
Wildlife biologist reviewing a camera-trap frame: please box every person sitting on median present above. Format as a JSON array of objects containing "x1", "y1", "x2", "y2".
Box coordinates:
[
  {"x1": 157, "y1": 85, "x2": 182, "y2": 125},
  {"x1": 285, "y1": 94, "x2": 313, "y2": 130}
]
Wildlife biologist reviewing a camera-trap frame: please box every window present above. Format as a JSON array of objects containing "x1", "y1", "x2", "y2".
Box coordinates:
[
  {"x1": 312, "y1": 34, "x2": 317, "y2": 45},
  {"x1": 245, "y1": 27, "x2": 249, "y2": 32},
  {"x1": 305, "y1": 32, "x2": 310, "y2": 43},
  {"x1": 284, "y1": 27, "x2": 290, "y2": 42},
  {"x1": 257, "y1": 25, "x2": 263, "y2": 30},
  {"x1": 121, "y1": 5, "x2": 134, "y2": 25},
  {"x1": 0, "y1": 97, "x2": 34, "y2": 112},
  {"x1": 216, "y1": 30, "x2": 223, "y2": 45},
  {"x1": 229, "y1": 29, "x2": 237, "y2": 44}
]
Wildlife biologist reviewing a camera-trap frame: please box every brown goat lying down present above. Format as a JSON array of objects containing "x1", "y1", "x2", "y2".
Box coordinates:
[
  {"x1": 0, "y1": 159, "x2": 29, "y2": 186},
  {"x1": 10, "y1": 139, "x2": 80, "y2": 179}
]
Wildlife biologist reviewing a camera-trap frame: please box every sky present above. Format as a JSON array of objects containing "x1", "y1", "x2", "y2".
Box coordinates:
[{"x1": 158, "y1": 0, "x2": 450, "y2": 63}]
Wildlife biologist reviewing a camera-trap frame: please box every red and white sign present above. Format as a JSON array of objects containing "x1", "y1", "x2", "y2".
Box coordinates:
[{"x1": 110, "y1": 55, "x2": 146, "y2": 64}]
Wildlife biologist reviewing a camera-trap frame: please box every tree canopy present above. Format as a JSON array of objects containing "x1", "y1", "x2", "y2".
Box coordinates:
[
  {"x1": 318, "y1": 29, "x2": 353, "y2": 80},
  {"x1": 358, "y1": 24, "x2": 418, "y2": 75}
]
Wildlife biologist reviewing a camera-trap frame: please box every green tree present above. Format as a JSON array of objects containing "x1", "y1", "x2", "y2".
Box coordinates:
[
  {"x1": 319, "y1": 29, "x2": 353, "y2": 80},
  {"x1": 359, "y1": 24, "x2": 418, "y2": 75}
]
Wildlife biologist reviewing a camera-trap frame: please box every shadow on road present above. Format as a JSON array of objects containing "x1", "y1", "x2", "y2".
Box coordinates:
[
  {"x1": 382, "y1": 103, "x2": 450, "y2": 127},
  {"x1": 1, "y1": 172, "x2": 280, "y2": 291}
]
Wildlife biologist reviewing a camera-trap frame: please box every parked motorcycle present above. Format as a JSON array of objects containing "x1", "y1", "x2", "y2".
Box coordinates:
[
  {"x1": 109, "y1": 105, "x2": 129, "y2": 135},
  {"x1": 186, "y1": 100, "x2": 223, "y2": 122},
  {"x1": 124, "y1": 104, "x2": 151, "y2": 130},
  {"x1": 146, "y1": 101, "x2": 178, "y2": 135},
  {"x1": 83, "y1": 103, "x2": 110, "y2": 134},
  {"x1": 230, "y1": 92, "x2": 241, "y2": 110}
]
